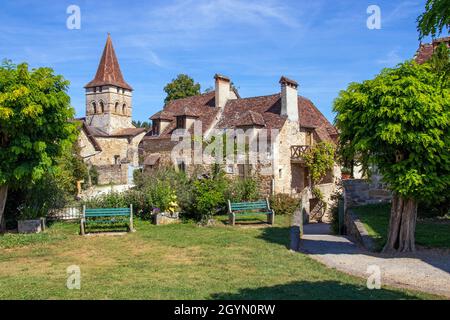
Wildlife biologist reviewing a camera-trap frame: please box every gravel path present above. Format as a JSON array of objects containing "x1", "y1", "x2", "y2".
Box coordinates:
[{"x1": 299, "y1": 223, "x2": 450, "y2": 298}]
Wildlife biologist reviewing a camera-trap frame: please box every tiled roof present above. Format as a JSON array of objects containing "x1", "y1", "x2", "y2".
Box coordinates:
[
  {"x1": 235, "y1": 110, "x2": 266, "y2": 127},
  {"x1": 146, "y1": 91, "x2": 220, "y2": 139},
  {"x1": 150, "y1": 110, "x2": 175, "y2": 121},
  {"x1": 145, "y1": 90, "x2": 337, "y2": 143},
  {"x1": 217, "y1": 93, "x2": 337, "y2": 140},
  {"x1": 111, "y1": 128, "x2": 146, "y2": 137},
  {"x1": 173, "y1": 106, "x2": 200, "y2": 118},
  {"x1": 415, "y1": 37, "x2": 450, "y2": 64},
  {"x1": 144, "y1": 153, "x2": 161, "y2": 165},
  {"x1": 85, "y1": 34, "x2": 133, "y2": 90}
]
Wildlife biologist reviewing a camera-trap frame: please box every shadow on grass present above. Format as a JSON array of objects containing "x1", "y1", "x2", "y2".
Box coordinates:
[
  {"x1": 257, "y1": 226, "x2": 292, "y2": 249},
  {"x1": 210, "y1": 280, "x2": 425, "y2": 300}
]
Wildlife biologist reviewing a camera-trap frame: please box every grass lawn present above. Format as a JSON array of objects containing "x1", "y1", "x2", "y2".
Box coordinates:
[
  {"x1": 352, "y1": 204, "x2": 450, "y2": 251},
  {"x1": 0, "y1": 215, "x2": 440, "y2": 299}
]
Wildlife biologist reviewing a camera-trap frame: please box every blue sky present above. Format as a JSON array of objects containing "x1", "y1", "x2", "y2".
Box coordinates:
[{"x1": 0, "y1": 0, "x2": 441, "y2": 123}]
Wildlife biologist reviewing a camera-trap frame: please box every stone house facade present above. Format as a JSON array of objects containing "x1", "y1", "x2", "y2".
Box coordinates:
[
  {"x1": 142, "y1": 74, "x2": 340, "y2": 214},
  {"x1": 77, "y1": 35, "x2": 146, "y2": 185}
]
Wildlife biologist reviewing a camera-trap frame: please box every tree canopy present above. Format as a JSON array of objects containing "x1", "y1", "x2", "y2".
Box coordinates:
[
  {"x1": 163, "y1": 74, "x2": 201, "y2": 103},
  {"x1": 417, "y1": 0, "x2": 450, "y2": 39},
  {"x1": 0, "y1": 60, "x2": 77, "y2": 230},
  {"x1": 334, "y1": 60, "x2": 449, "y2": 202},
  {"x1": 334, "y1": 55, "x2": 449, "y2": 252}
]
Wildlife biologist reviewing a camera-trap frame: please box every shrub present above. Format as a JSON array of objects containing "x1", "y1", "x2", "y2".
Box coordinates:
[
  {"x1": 226, "y1": 178, "x2": 260, "y2": 202},
  {"x1": 329, "y1": 191, "x2": 344, "y2": 235},
  {"x1": 191, "y1": 177, "x2": 225, "y2": 222},
  {"x1": 269, "y1": 194, "x2": 300, "y2": 216}
]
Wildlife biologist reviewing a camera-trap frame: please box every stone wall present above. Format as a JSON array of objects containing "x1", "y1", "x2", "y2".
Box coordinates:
[
  {"x1": 343, "y1": 178, "x2": 391, "y2": 209},
  {"x1": 342, "y1": 178, "x2": 391, "y2": 251},
  {"x1": 96, "y1": 164, "x2": 128, "y2": 185}
]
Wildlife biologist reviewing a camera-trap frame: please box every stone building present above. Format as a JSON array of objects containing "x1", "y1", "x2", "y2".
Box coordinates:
[
  {"x1": 77, "y1": 35, "x2": 146, "y2": 185},
  {"x1": 142, "y1": 74, "x2": 340, "y2": 214},
  {"x1": 414, "y1": 36, "x2": 450, "y2": 64}
]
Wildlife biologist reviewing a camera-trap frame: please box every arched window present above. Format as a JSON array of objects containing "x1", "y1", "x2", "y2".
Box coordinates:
[
  {"x1": 115, "y1": 102, "x2": 119, "y2": 114},
  {"x1": 92, "y1": 102, "x2": 97, "y2": 114},
  {"x1": 100, "y1": 101, "x2": 105, "y2": 113},
  {"x1": 122, "y1": 104, "x2": 126, "y2": 115}
]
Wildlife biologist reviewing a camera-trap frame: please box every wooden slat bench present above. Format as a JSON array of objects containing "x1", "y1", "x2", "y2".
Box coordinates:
[
  {"x1": 228, "y1": 198, "x2": 275, "y2": 226},
  {"x1": 80, "y1": 205, "x2": 134, "y2": 235}
]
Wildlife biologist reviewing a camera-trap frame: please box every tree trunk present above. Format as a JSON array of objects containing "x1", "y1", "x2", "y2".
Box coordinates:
[
  {"x1": 383, "y1": 195, "x2": 417, "y2": 253},
  {"x1": 0, "y1": 185, "x2": 8, "y2": 233}
]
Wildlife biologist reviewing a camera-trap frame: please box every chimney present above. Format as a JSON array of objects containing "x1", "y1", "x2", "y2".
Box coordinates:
[
  {"x1": 214, "y1": 74, "x2": 231, "y2": 108},
  {"x1": 279, "y1": 76, "x2": 299, "y2": 122}
]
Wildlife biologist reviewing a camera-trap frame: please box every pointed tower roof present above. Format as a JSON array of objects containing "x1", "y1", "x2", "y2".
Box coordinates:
[{"x1": 85, "y1": 34, "x2": 133, "y2": 90}]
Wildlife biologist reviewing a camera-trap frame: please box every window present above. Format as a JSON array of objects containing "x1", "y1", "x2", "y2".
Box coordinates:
[
  {"x1": 152, "y1": 120, "x2": 160, "y2": 135},
  {"x1": 92, "y1": 102, "x2": 97, "y2": 114},
  {"x1": 115, "y1": 102, "x2": 119, "y2": 114},
  {"x1": 100, "y1": 101, "x2": 105, "y2": 113},
  {"x1": 176, "y1": 116, "x2": 186, "y2": 129},
  {"x1": 94, "y1": 87, "x2": 97, "y2": 93},
  {"x1": 114, "y1": 155, "x2": 120, "y2": 165},
  {"x1": 177, "y1": 160, "x2": 186, "y2": 173},
  {"x1": 99, "y1": 87, "x2": 103, "y2": 93},
  {"x1": 279, "y1": 168, "x2": 282, "y2": 179},
  {"x1": 122, "y1": 104, "x2": 126, "y2": 115},
  {"x1": 117, "y1": 87, "x2": 120, "y2": 93},
  {"x1": 306, "y1": 130, "x2": 312, "y2": 146},
  {"x1": 238, "y1": 164, "x2": 251, "y2": 178}
]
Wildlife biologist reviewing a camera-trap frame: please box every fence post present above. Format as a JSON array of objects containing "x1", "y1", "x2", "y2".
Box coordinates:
[
  {"x1": 80, "y1": 205, "x2": 86, "y2": 235},
  {"x1": 130, "y1": 204, "x2": 134, "y2": 232}
]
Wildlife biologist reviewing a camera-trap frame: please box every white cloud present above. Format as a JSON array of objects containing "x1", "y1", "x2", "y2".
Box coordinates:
[
  {"x1": 149, "y1": 0, "x2": 301, "y2": 30},
  {"x1": 377, "y1": 49, "x2": 403, "y2": 66}
]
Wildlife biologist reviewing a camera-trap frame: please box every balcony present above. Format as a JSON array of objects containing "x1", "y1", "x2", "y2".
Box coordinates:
[{"x1": 291, "y1": 145, "x2": 310, "y2": 163}]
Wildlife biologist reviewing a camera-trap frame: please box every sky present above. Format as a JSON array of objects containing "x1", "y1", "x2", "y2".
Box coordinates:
[{"x1": 0, "y1": 0, "x2": 442, "y2": 123}]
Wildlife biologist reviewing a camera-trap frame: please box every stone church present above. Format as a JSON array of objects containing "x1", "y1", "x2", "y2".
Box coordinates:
[{"x1": 77, "y1": 35, "x2": 146, "y2": 185}]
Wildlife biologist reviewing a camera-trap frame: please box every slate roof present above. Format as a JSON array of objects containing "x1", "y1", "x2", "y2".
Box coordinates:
[{"x1": 85, "y1": 34, "x2": 133, "y2": 90}]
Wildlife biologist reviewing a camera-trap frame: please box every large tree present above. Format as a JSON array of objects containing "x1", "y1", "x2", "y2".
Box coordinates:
[
  {"x1": 0, "y1": 61, "x2": 77, "y2": 232},
  {"x1": 163, "y1": 74, "x2": 201, "y2": 103},
  {"x1": 417, "y1": 0, "x2": 450, "y2": 39},
  {"x1": 334, "y1": 58, "x2": 450, "y2": 253}
]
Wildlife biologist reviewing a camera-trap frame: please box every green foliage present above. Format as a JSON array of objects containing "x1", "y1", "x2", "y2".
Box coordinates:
[
  {"x1": 417, "y1": 0, "x2": 450, "y2": 39},
  {"x1": 0, "y1": 60, "x2": 77, "y2": 187},
  {"x1": 226, "y1": 178, "x2": 260, "y2": 202},
  {"x1": 269, "y1": 194, "x2": 300, "y2": 216},
  {"x1": 89, "y1": 166, "x2": 99, "y2": 186},
  {"x1": 132, "y1": 120, "x2": 151, "y2": 130},
  {"x1": 191, "y1": 173, "x2": 227, "y2": 222},
  {"x1": 303, "y1": 142, "x2": 335, "y2": 184},
  {"x1": 334, "y1": 61, "x2": 450, "y2": 202},
  {"x1": 329, "y1": 191, "x2": 343, "y2": 235},
  {"x1": 163, "y1": 74, "x2": 201, "y2": 103}
]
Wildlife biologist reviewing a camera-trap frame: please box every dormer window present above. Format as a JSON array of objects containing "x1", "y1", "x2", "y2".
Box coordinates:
[
  {"x1": 152, "y1": 120, "x2": 160, "y2": 136},
  {"x1": 176, "y1": 116, "x2": 186, "y2": 129}
]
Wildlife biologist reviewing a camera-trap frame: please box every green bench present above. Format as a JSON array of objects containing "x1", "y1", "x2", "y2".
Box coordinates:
[
  {"x1": 228, "y1": 198, "x2": 275, "y2": 226},
  {"x1": 80, "y1": 205, "x2": 134, "y2": 235}
]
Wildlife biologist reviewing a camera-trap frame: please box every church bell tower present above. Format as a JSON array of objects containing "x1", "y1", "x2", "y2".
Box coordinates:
[{"x1": 84, "y1": 34, "x2": 133, "y2": 134}]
